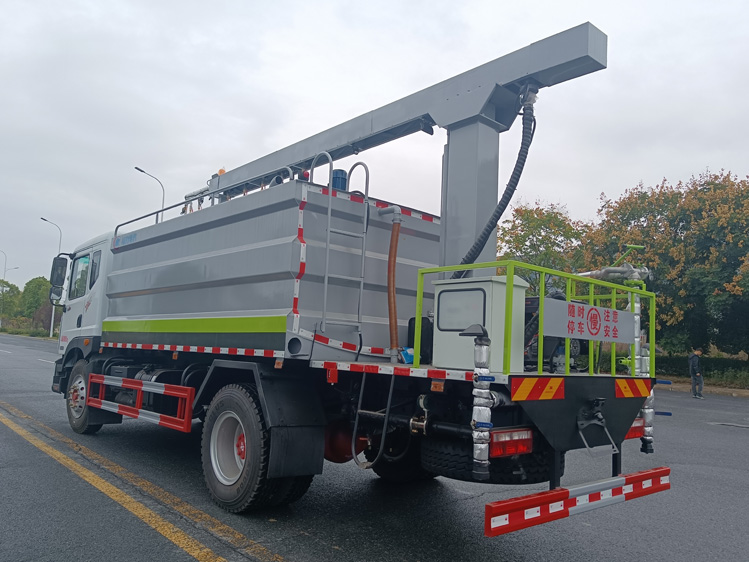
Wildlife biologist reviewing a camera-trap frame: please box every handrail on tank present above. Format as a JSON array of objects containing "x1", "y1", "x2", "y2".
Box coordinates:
[
  {"x1": 413, "y1": 260, "x2": 656, "y2": 378},
  {"x1": 113, "y1": 166, "x2": 298, "y2": 239}
]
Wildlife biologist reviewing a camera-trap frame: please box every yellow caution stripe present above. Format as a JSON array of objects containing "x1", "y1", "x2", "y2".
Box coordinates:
[{"x1": 510, "y1": 377, "x2": 565, "y2": 401}]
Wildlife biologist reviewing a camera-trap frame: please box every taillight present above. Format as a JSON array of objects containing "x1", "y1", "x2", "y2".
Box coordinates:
[
  {"x1": 489, "y1": 428, "x2": 533, "y2": 458},
  {"x1": 625, "y1": 417, "x2": 645, "y2": 440}
]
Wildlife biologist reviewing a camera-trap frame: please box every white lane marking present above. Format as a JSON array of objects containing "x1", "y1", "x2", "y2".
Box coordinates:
[
  {"x1": 38, "y1": 359, "x2": 55, "y2": 364},
  {"x1": 0, "y1": 350, "x2": 10, "y2": 354}
]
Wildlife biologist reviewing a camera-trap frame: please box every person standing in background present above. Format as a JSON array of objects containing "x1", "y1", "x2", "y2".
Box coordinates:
[{"x1": 689, "y1": 347, "x2": 704, "y2": 399}]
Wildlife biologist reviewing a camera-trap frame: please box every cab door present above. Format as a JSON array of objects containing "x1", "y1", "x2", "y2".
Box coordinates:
[{"x1": 59, "y1": 244, "x2": 106, "y2": 347}]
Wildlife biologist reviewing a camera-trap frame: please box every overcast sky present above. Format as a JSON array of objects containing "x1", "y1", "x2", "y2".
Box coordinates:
[{"x1": 1, "y1": 0, "x2": 747, "y2": 289}]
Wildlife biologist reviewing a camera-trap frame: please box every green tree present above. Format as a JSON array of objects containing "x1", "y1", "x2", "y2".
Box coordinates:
[
  {"x1": 497, "y1": 202, "x2": 586, "y2": 295},
  {"x1": 583, "y1": 172, "x2": 749, "y2": 354},
  {"x1": 20, "y1": 277, "x2": 51, "y2": 319},
  {"x1": 0, "y1": 280, "x2": 21, "y2": 323}
]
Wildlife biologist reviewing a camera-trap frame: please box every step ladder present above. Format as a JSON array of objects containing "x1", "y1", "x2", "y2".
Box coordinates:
[{"x1": 310, "y1": 155, "x2": 370, "y2": 337}]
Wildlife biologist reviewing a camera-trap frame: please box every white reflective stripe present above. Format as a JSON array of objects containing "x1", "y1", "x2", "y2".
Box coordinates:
[
  {"x1": 601, "y1": 489, "x2": 613, "y2": 500},
  {"x1": 491, "y1": 515, "x2": 509, "y2": 528},
  {"x1": 525, "y1": 507, "x2": 541, "y2": 519},
  {"x1": 661, "y1": 476, "x2": 670, "y2": 485},
  {"x1": 642, "y1": 479, "x2": 652, "y2": 489},
  {"x1": 623, "y1": 484, "x2": 634, "y2": 494},
  {"x1": 140, "y1": 380, "x2": 169, "y2": 394},
  {"x1": 568, "y1": 494, "x2": 624, "y2": 516},
  {"x1": 97, "y1": 400, "x2": 121, "y2": 414},
  {"x1": 138, "y1": 409, "x2": 161, "y2": 424},
  {"x1": 549, "y1": 501, "x2": 565, "y2": 513},
  {"x1": 576, "y1": 495, "x2": 589, "y2": 506}
]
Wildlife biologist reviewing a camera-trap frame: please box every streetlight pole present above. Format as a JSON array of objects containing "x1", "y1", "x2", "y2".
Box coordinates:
[
  {"x1": 41, "y1": 218, "x2": 63, "y2": 337},
  {"x1": 134, "y1": 167, "x2": 165, "y2": 224},
  {"x1": 0, "y1": 249, "x2": 19, "y2": 330}
]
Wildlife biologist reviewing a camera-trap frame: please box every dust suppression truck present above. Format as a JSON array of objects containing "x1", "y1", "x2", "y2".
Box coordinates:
[{"x1": 48, "y1": 23, "x2": 669, "y2": 536}]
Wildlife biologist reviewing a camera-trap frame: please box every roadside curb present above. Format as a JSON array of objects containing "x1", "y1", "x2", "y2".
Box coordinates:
[{"x1": 655, "y1": 379, "x2": 749, "y2": 399}]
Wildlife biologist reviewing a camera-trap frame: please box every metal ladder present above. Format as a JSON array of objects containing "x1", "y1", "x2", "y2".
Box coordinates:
[{"x1": 309, "y1": 153, "x2": 370, "y2": 335}]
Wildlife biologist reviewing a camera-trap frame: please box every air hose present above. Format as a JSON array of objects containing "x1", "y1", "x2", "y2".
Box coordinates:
[{"x1": 452, "y1": 86, "x2": 538, "y2": 279}]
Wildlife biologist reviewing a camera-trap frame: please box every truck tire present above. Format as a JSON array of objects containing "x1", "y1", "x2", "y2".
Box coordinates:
[
  {"x1": 365, "y1": 432, "x2": 436, "y2": 484},
  {"x1": 66, "y1": 359, "x2": 103, "y2": 435},
  {"x1": 421, "y1": 437, "x2": 564, "y2": 485},
  {"x1": 270, "y1": 475, "x2": 314, "y2": 507},
  {"x1": 201, "y1": 384, "x2": 282, "y2": 512}
]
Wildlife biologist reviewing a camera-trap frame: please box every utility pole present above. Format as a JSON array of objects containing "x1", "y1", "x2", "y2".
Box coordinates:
[{"x1": 41, "y1": 218, "x2": 63, "y2": 337}]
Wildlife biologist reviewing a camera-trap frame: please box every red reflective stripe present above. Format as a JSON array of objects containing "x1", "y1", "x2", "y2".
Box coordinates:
[
  {"x1": 162, "y1": 384, "x2": 192, "y2": 398},
  {"x1": 401, "y1": 208, "x2": 412, "y2": 216},
  {"x1": 121, "y1": 379, "x2": 143, "y2": 390},
  {"x1": 228, "y1": 348, "x2": 238, "y2": 355},
  {"x1": 375, "y1": 201, "x2": 387, "y2": 208},
  {"x1": 422, "y1": 214, "x2": 434, "y2": 222},
  {"x1": 118, "y1": 405, "x2": 140, "y2": 419},
  {"x1": 341, "y1": 341, "x2": 357, "y2": 351},
  {"x1": 323, "y1": 361, "x2": 337, "y2": 370},
  {"x1": 350, "y1": 195, "x2": 364, "y2": 203},
  {"x1": 427, "y1": 369, "x2": 447, "y2": 379},
  {"x1": 394, "y1": 367, "x2": 411, "y2": 376},
  {"x1": 364, "y1": 365, "x2": 380, "y2": 373},
  {"x1": 314, "y1": 334, "x2": 330, "y2": 345},
  {"x1": 465, "y1": 372, "x2": 474, "y2": 381},
  {"x1": 263, "y1": 350, "x2": 274, "y2": 357},
  {"x1": 624, "y1": 466, "x2": 670, "y2": 485},
  {"x1": 89, "y1": 374, "x2": 105, "y2": 384},
  {"x1": 370, "y1": 347, "x2": 385, "y2": 355},
  {"x1": 87, "y1": 397, "x2": 103, "y2": 408}
]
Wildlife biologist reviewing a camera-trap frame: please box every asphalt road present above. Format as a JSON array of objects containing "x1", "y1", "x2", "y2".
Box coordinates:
[{"x1": 1, "y1": 333, "x2": 747, "y2": 562}]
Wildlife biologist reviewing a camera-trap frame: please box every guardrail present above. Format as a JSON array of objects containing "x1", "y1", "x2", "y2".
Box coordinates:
[{"x1": 413, "y1": 260, "x2": 656, "y2": 377}]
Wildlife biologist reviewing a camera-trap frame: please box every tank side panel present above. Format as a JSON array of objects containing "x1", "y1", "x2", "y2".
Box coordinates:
[
  {"x1": 297, "y1": 188, "x2": 438, "y2": 359},
  {"x1": 104, "y1": 183, "x2": 301, "y2": 351}
]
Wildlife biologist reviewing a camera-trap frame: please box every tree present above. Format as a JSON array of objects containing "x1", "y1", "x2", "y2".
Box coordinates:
[
  {"x1": 583, "y1": 172, "x2": 749, "y2": 354},
  {"x1": 20, "y1": 277, "x2": 51, "y2": 321},
  {"x1": 497, "y1": 202, "x2": 587, "y2": 295},
  {"x1": 0, "y1": 280, "x2": 21, "y2": 324}
]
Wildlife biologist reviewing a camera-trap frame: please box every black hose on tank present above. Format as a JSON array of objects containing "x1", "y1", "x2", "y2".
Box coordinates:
[{"x1": 452, "y1": 86, "x2": 538, "y2": 279}]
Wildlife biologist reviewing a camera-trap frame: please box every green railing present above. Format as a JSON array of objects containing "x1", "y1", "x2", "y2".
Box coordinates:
[{"x1": 413, "y1": 260, "x2": 656, "y2": 377}]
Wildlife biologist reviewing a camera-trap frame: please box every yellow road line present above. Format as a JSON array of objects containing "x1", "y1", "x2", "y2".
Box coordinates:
[
  {"x1": 0, "y1": 411, "x2": 225, "y2": 562},
  {"x1": 0, "y1": 401, "x2": 284, "y2": 562}
]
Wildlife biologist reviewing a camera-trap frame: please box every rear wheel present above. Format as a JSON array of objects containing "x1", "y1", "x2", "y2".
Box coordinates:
[
  {"x1": 421, "y1": 437, "x2": 564, "y2": 485},
  {"x1": 66, "y1": 359, "x2": 102, "y2": 435},
  {"x1": 202, "y1": 384, "x2": 292, "y2": 512}
]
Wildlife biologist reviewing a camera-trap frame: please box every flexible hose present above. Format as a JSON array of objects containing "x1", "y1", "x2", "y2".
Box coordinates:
[
  {"x1": 387, "y1": 222, "x2": 401, "y2": 361},
  {"x1": 452, "y1": 88, "x2": 537, "y2": 279}
]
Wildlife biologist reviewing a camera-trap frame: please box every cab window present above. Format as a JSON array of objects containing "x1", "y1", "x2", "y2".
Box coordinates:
[
  {"x1": 68, "y1": 255, "x2": 90, "y2": 300},
  {"x1": 89, "y1": 250, "x2": 102, "y2": 289}
]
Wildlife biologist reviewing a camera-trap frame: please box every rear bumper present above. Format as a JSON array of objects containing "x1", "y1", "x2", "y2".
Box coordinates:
[{"x1": 485, "y1": 466, "x2": 670, "y2": 536}]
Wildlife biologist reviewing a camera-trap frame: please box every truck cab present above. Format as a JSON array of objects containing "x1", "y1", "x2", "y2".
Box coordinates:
[{"x1": 51, "y1": 232, "x2": 113, "y2": 394}]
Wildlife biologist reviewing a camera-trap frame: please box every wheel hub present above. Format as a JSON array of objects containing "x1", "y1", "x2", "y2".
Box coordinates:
[
  {"x1": 236, "y1": 433, "x2": 246, "y2": 460},
  {"x1": 210, "y1": 410, "x2": 246, "y2": 486},
  {"x1": 67, "y1": 375, "x2": 87, "y2": 419}
]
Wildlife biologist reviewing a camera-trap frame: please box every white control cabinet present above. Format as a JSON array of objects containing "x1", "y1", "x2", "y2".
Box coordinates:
[{"x1": 431, "y1": 275, "x2": 529, "y2": 373}]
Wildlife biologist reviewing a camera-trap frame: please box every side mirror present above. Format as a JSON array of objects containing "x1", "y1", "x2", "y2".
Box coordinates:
[
  {"x1": 49, "y1": 286, "x2": 64, "y2": 307},
  {"x1": 50, "y1": 256, "x2": 68, "y2": 288}
]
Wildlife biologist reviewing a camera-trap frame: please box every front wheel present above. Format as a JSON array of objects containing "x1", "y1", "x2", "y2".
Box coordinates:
[{"x1": 66, "y1": 359, "x2": 102, "y2": 435}]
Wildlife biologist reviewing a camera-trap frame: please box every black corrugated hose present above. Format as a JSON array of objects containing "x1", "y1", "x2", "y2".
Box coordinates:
[{"x1": 451, "y1": 86, "x2": 538, "y2": 279}]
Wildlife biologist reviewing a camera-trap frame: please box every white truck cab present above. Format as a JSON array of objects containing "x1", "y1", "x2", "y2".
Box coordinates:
[{"x1": 50, "y1": 232, "x2": 113, "y2": 392}]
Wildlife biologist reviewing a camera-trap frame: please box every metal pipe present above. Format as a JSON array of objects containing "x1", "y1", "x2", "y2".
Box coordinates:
[
  {"x1": 379, "y1": 206, "x2": 402, "y2": 363},
  {"x1": 41, "y1": 218, "x2": 62, "y2": 337}
]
